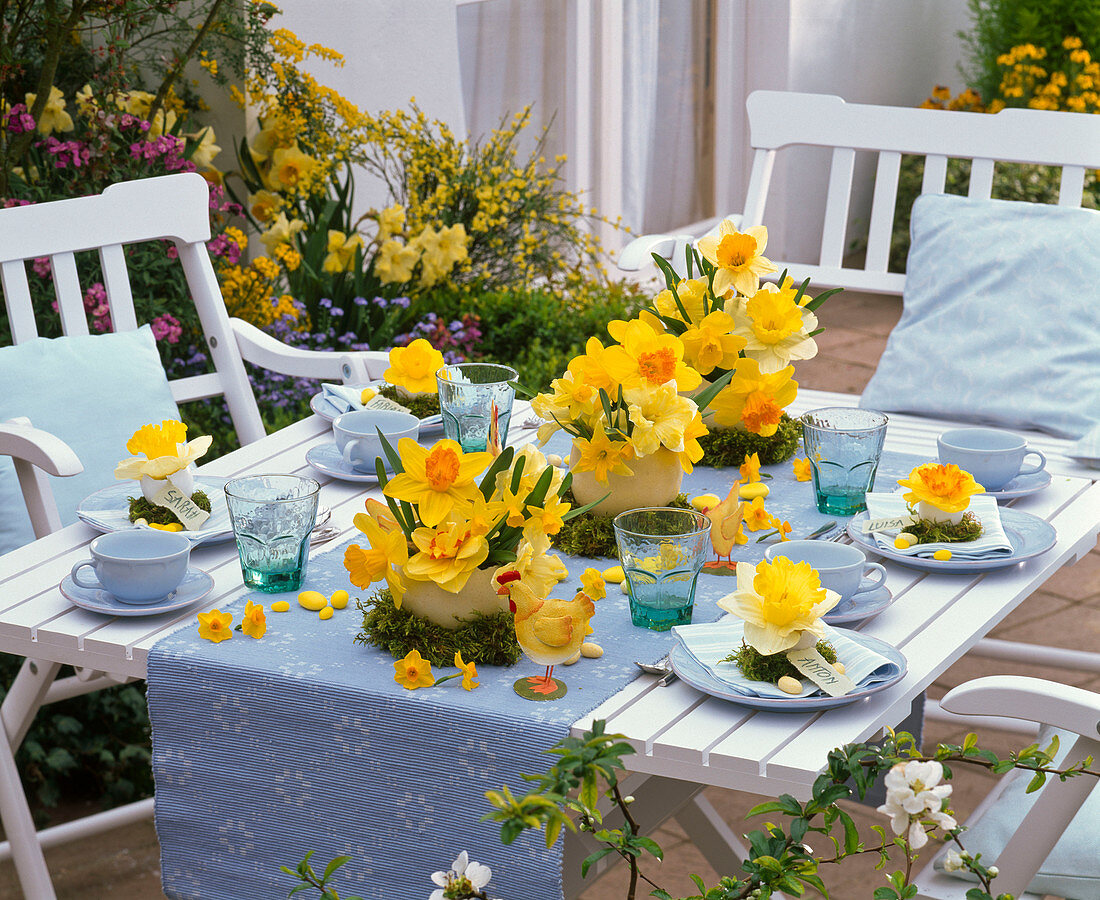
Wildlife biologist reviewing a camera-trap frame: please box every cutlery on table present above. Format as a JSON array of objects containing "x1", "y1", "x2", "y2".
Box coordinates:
[
  {"x1": 634, "y1": 657, "x2": 678, "y2": 686},
  {"x1": 805, "y1": 520, "x2": 838, "y2": 540}
]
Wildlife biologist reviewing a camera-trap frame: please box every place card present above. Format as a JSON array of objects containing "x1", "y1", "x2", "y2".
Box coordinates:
[
  {"x1": 363, "y1": 393, "x2": 411, "y2": 413},
  {"x1": 150, "y1": 479, "x2": 211, "y2": 531},
  {"x1": 862, "y1": 514, "x2": 918, "y2": 534},
  {"x1": 785, "y1": 639, "x2": 856, "y2": 697}
]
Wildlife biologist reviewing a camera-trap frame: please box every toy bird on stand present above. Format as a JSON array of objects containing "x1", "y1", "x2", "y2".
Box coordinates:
[
  {"x1": 495, "y1": 568, "x2": 596, "y2": 700},
  {"x1": 702, "y1": 480, "x2": 744, "y2": 573}
]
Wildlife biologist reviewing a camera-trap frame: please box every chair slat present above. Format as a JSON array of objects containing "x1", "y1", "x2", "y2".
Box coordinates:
[
  {"x1": 740, "y1": 148, "x2": 775, "y2": 227},
  {"x1": 99, "y1": 244, "x2": 138, "y2": 332},
  {"x1": 49, "y1": 253, "x2": 90, "y2": 337},
  {"x1": 1058, "y1": 165, "x2": 1086, "y2": 207},
  {"x1": 921, "y1": 154, "x2": 948, "y2": 194},
  {"x1": 819, "y1": 147, "x2": 855, "y2": 268},
  {"x1": 864, "y1": 151, "x2": 901, "y2": 273},
  {"x1": 169, "y1": 373, "x2": 226, "y2": 405},
  {"x1": 1, "y1": 261, "x2": 37, "y2": 342},
  {"x1": 968, "y1": 158, "x2": 995, "y2": 199}
]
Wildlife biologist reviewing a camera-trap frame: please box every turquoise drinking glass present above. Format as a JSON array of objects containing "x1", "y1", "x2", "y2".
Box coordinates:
[
  {"x1": 613, "y1": 508, "x2": 711, "y2": 631},
  {"x1": 800, "y1": 407, "x2": 888, "y2": 515},
  {"x1": 436, "y1": 363, "x2": 517, "y2": 452}
]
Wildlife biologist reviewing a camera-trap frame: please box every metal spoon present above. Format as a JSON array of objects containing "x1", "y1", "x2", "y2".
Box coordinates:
[
  {"x1": 634, "y1": 657, "x2": 678, "y2": 686},
  {"x1": 805, "y1": 520, "x2": 838, "y2": 540}
]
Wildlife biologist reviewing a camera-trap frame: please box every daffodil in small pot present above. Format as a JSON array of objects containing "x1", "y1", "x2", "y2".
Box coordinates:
[
  {"x1": 114, "y1": 420, "x2": 212, "y2": 528},
  {"x1": 897, "y1": 463, "x2": 985, "y2": 525}
]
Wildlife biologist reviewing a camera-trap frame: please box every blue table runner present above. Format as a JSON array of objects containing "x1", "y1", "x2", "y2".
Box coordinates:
[{"x1": 146, "y1": 444, "x2": 925, "y2": 899}]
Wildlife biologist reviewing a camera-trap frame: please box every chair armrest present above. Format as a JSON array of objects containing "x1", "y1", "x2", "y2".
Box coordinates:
[
  {"x1": 0, "y1": 418, "x2": 83, "y2": 477},
  {"x1": 616, "y1": 213, "x2": 742, "y2": 273},
  {"x1": 941, "y1": 675, "x2": 1100, "y2": 736},
  {"x1": 229, "y1": 317, "x2": 390, "y2": 384}
]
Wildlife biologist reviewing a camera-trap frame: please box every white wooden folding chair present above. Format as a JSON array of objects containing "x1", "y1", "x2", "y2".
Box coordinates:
[{"x1": 0, "y1": 172, "x2": 389, "y2": 897}]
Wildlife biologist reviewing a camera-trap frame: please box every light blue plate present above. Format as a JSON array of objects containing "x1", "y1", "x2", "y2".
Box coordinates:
[
  {"x1": 60, "y1": 567, "x2": 215, "y2": 616},
  {"x1": 846, "y1": 507, "x2": 1057, "y2": 573},
  {"x1": 305, "y1": 443, "x2": 381, "y2": 483},
  {"x1": 984, "y1": 469, "x2": 1052, "y2": 501},
  {"x1": 76, "y1": 477, "x2": 232, "y2": 544},
  {"x1": 669, "y1": 621, "x2": 907, "y2": 712},
  {"x1": 309, "y1": 382, "x2": 444, "y2": 431},
  {"x1": 823, "y1": 583, "x2": 895, "y2": 625}
]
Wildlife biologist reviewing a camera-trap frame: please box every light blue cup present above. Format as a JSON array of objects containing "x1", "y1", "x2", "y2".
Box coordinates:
[
  {"x1": 765, "y1": 539, "x2": 886, "y2": 602},
  {"x1": 333, "y1": 409, "x2": 420, "y2": 473},
  {"x1": 71, "y1": 529, "x2": 191, "y2": 604},
  {"x1": 937, "y1": 427, "x2": 1047, "y2": 491}
]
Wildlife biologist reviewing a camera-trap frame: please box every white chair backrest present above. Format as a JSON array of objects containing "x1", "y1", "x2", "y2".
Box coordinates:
[
  {"x1": 0, "y1": 173, "x2": 266, "y2": 444},
  {"x1": 738, "y1": 91, "x2": 1100, "y2": 295}
]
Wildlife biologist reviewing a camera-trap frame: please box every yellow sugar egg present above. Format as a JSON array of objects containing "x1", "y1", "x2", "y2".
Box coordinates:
[
  {"x1": 330, "y1": 590, "x2": 350, "y2": 609},
  {"x1": 933, "y1": 549, "x2": 953, "y2": 561},
  {"x1": 271, "y1": 601, "x2": 291, "y2": 613},
  {"x1": 360, "y1": 387, "x2": 377, "y2": 404},
  {"x1": 738, "y1": 483, "x2": 770, "y2": 500},
  {"x1": 297, "y1": 590, "x2": 327, "y2": 611},
  {"x1": 691, "y1": 494, "x2": 720, "y2": 512},
  {"x1": 602, "y1": 565, "x2": 625, "y2": 583},
  {"x1": 318, "y1": 606, "x2": 334, "y2": 620},
  {"x1": 894, "y1": 532, "x2": 918, "y2": 550}
]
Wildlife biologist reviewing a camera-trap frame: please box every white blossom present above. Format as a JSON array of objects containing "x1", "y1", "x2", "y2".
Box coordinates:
[
  {"x1": 943, "y1": 849, "x2": 966, "y2": 872},
  {"x1": 877, "y1": 760, "x2": 955, "y2": 849},
  {"x1": 430, "y1": 850, "x2": 492, "y2": 900}
]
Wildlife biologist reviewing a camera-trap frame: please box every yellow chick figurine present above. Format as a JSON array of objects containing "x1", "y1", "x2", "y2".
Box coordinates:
[
  {"x1": 495, "y1": 568, "x2": 596, "y2": 699},
  {"x1": 704, "y1": 480, "x2": 745, "y2": 568}
]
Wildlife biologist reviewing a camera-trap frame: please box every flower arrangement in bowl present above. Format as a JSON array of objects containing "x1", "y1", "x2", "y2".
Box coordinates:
[
  {"x1": 114, "y1": 420, "x2": 213, "y2": 529},
  {"x1": 896, "y1": 462, "x2": 985, "y2": 544},
  {"x1": 346, "y1": 437, "x2": 596, "y2": 665},
  {"x1": 642, "y1": 218, "x2": 841, "y2": 467}
]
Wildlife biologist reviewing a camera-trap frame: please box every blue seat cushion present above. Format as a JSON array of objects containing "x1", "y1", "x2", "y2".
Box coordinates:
[
  {"x1": 860, "y1": 194, "x2": 1100, "y2": 439},
  {"x1": 0, "y1": 325, "x2": 180, "y2": 555}
]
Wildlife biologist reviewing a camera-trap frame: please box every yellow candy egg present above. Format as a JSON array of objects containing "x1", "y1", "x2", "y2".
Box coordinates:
[
  {"x1": 691, "y1": 494, "x2": 720, "y2": 512},
  {"x1": 297, "y1": 590, "x2": 327, "y2": 611},
  {"x1": 933, "y1": 549, "x2": 953, "y2": 561},
  {"x1": 894, "y1": 532, "x2": 918, "y2": 550},
  {"x1": 329, "y1": 590, "x2": 350, "y2": 609},
  {"x1": 319, "y1": 606, "x2": 334, "y2": 620},
  {"x1": 738, "y1": 483, "x2": 770, "y2": 500},
  {"x1": 602, "y1": 565, "x2": 625, "y2": 583},
  {"x1": 271, "y1": 601, "x2": 291, "y2": 613},
  {"x1": 360, "y1": 387, "x2": 377, "y2": 404}
]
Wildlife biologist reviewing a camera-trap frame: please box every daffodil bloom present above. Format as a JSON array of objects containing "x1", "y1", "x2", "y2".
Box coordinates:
[
  {"x1": 525, "y1": 495, "x2": 571, "y2": 535},
  {"x1": 406, "y1": 521, "x2": 490, "y2": 592},
  {"x1": 898, "y1": 463, "x2": 984, "y2": 513},
  {"x1": 114, "y1": 420, "x2": 212, "y2": 496},
  {"x1": 679, "y1": 310, "x2": 747, "y2": 376},
  {"x1": 375, "y1": 238, "x2": 420, "y2": 284},
  {"x1": 513, "y1": 526, "x2": 570, "y2": 593},
  {"x1": 437, "y1": 222, "x2": 469, "y2": 266},
  {"x1": 240, "y1": 601, "x2": 266, "y2": 639},
  {"x1": 602, "y1": 319, "x2": 702, "y2": 392},
  {"x1": 384, "y1": 338, "x2": 445, "y2": 395},
  {"x1": 186, "y1": 126, "x2": 221, "y2": 171},
  {"x1": 740, "y1": 452, "x2": 762, "y2": 483},
  {"x1": 696, "y1": 220, "x2": 777, "y2": 296},
  {"x1": 731, "y1": 283, "x2": 819, "y2": 373},
  {"x1": 394, "y1": 649, "x2": 435, "y2": 689},
  {"x1": 411, "y1": 225, "x2": 450, "y2": 286},
  {"x1": 719, "y1": 558, "x2": 839, "y2": 655},
  {"x1": 197, "y1": 608, "x2": 233, "y2": 643},
  {"x1": 624, "y1": 382, "x2": 695, "y2": 456},
  {"x1": 770, "y1": 516, "x2": 793, "y2": 541},
  {"x1": 322, "y1": 229, "x2": 364, "y2": 274},
  {"x1": 25, "y1": 86, "x2": 73, "y2": 135},
  {"x1": 345, "y1": 513, "x2": 410, "y2": 607},
  {"x1": 267, "y1": 144, "x2": 316, "y2": 191},
  {"x1": 455, "y1": 652, "x2": 480, "y2": 690},
  {"x1": 653, "y1": 277, "x2": 710, "y2": 324},
  {"x1": 792, "y1": 457, "x2": 813, "y2": 481},
  {"x1": 570, "y1": 430, "x2": 635, "y2": 482},
  {"x1": 581, "y1": 567, "x2": 607, "y2": 600},
  {"x1": 259, "y1": 211, "x2": 305, "y2": 254},
  {"x1": 377, "y1": 204, "x2": 406, "y2": 239},
  {"x1": 742, "y1": 496, "x2": 773, "y2": 531},
  {"x1": 709, "y1": 357, "x2": 797, "y2": 436},
  {"x1": 676, "y1": 411, "x2": 709, "y2": 474}
]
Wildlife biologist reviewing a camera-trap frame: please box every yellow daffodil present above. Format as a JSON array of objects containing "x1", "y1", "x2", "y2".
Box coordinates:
[
  {"x1": 740, "y1": 452, "x2": 762, "y2": 483},
  {"x1": 357, "y1": 497, "x2": 402, "y2": 534},
  {"x1": 719, "y1": 558, "x2": 840, "y2": 655},
  {"x1": 438, "y1": 222, "x2": 469, "y2": 266},
  {"x1": 345, "y1": 513, "x2": 410, "y2": 608},
  {"x1": 525, "y1": 495, "x2": 571, "y2": 535},
  {"x1": 197, "y1": 609, "x2": 233, "y2": 643},
  {"x1": 743, "y1": 496, "x2": 773, "y2": 531},
  {"x1": 259, "y1": 211, "x2": 306, "y2": 254},
  {"x1": 267, "y1": 144, "x2": 317, "y2": 191},
  {"x1": 411, "y1": 225, "x2": 450, "y2": 286},
  {"x1": 240, "y1": 601, "x2": 266, "y2": 639},
  {"x1": 511, "y1": 529, "x2": 570, "y2": 597},
  {"x1": 455, "y1": 652, "x2": 480, "y2": 690},
  {"x1": 676, "y1": 411, "x2": 709, "y2": 474},
  {"x1": 710, "y1": 357, "x2": 798, "y2": 436},
  {"x1": 384, "y1": 338, "x2": 445, "y2": 395},
  {"x1": 406, "y1": 521, "x2": 490, "y2": 593},
  {"x1": 696, "y1": 220, "x2": 777, "y2": 297},
  {"x1": 26, "y1": 86, "x2": 73, "y2": 135},
  {"x1": 792, "y1": 458, "x2": 813, "y2": 482},
  {"x1": 377, "y1": 204, "x2": 406, "y2": 239},
  {"x1": 322, "y1": 229, "x2": 364, "y2": 274},
  {"x1": 770, "y1": 516, "x2": 793, "y2": 542},
  {"x1": 653, "y1": 277, "x2": 710, "y2": 324},
  {"x1": 731, "y1": 283, "x2": 819, "y2": 373},
  {"x1": 385, "y1": 438, "x2": 493, "y2": 528},
  {"x1": 581, "y1": 567, "x2": 607, "y2": 600},
  {"x1": 394, "y1": 649, "x2": 435, "y2": 689},
  {"x1": 74, "y1": 83, "x2": 96, "y2": 115},
  {"x1": 602, "y1": 319, "x2": 702, "y2": 392},
  {"x1": 624, "y1": 382, "x2": 695, "y2": 456},
  {"x1": 570, "y1": 430, "x2": 635, "y2": 483},
  {"x1": 375, "y1": 238, "x2": 420, "y2": 284},
  {"x1": 114, "y1": 420, "x2": 212, "y2": 482},
  {"x1": 898, "y1": 463, "x2": 985, "y2": 513},
  {"x1": 679, "y1": 310, "x2": 747, "y2": 376},
  {"x1": 186, "y1": 126, "x2": 221, "y2": 171}
]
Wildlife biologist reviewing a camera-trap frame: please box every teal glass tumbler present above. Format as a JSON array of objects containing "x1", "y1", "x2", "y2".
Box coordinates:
[
  {"x1": 224, "y1": 475, "x2": 320, "y2": 593},
  {"x1": 800, "y1": 407, "x2": 888, "y2": 516},
  {"x1": 436, "y1": 363, "x2": 517, "y2": 452},
  {"x1": 613, "y1": 508, "x2": 711, "y2": 631}
]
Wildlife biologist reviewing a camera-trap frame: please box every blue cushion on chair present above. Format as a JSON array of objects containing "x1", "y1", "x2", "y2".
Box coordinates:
[
  {"x1": 860, "y1": 194, "x2": 1100, "y2": 439},
  {"x1": 0, "y1": 325, "x2": 180, "y2": 555}
]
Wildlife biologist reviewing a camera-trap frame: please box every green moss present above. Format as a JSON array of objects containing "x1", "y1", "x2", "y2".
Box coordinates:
[
  {"x1": 697, "y1": 414, "x2": 801, "y2": 468},
  {"x1": 906, "y1": 511, "x2": 983, "y2": 544},
  {"x1": 551, "y1": 493, "x2": 692, "y2": 559},
  {"x1": 378, "y1": 384, "x2": 441, "y2": 419},
  {"x1": 127, "y1": 489, "x2": 211, "y2": 526},
  {"x1": 353, "y1": 589, "x2": 521, "y2": 667},
  {"x1": 723, "y1": 639, "x2": 837, "y2": 684}
]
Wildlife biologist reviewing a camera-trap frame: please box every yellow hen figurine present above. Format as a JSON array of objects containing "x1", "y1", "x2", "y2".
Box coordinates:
[{"x1": 495, "y1": 568, "x2": 596, "y2": 700}]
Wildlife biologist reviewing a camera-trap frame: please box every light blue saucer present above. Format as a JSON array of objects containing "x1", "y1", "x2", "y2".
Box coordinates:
[
  {"x1": 823, "y1": 584, "x2": 894, "y2": 625},
  {"x1": 985, "y1": 469, "x2": 1052, "y2": 500},
  {"x1": 305, "y1": 443, "x2": 382, "y2": 483},
  {"x1": 60, "y1": 567, "x2": 214, "y2": 616}
]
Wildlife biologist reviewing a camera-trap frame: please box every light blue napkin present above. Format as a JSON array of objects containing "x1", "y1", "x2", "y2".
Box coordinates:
[
  {"x1": 863, "y1": 493, "x2": 1011, "y2": 559},
  {"x1": 320, "y1": 383, "x2": 370, "y2": 415},
  {"x1": 1068, "y1": 420, "x2": 1100, "y2": 467},
  {"x1": 671, "y1": 619, "x2": 898, "y2": 699}
]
